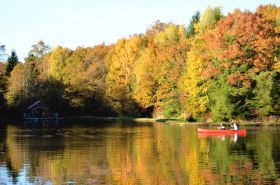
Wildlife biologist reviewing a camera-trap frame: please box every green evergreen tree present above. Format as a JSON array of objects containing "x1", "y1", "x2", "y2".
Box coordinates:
[
  {"x1": 6, "y1": 50, "x2": 19, "y2": 76},
  {"x1": 186, "y1": 11, "x2": 200, "y2": 37}
]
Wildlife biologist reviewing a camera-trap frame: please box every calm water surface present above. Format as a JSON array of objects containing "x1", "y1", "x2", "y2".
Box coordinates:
[{"x1": 0, "y1": 121, "x2": 280, "y2": 185}]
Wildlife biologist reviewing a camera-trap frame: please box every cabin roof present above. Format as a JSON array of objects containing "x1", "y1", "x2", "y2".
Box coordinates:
[{"x1": 27, "y1": 101, "x2": 49, "y2": 110}]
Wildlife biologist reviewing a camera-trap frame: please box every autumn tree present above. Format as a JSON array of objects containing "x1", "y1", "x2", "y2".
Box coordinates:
[
  {"x1": 84, "y1": 44, "x2": 112, "y2": 115},
  {"x1": 135, "y1": 24, "x2": 188, "y2": 118},
  {"x1": 106, "y1": 35, "x2": 146, "y2": 116},
  {"x1": 30, "y1": 40, "x2": 50, "y2": 58},
  {"x1": 201, "y1": 5, "x2": 280, "y2": 121},
  {"x1": 6, "y1": 43, "x2": 45, "y2": 111},
  {"x1": 0, "y1": 62, "x2": 6, "y2": 110},
  {"x1": 5, "y1": 63, "x2": 25, "y2": 108},
  {"x1": 61, "y1": 44, "x2": 111, "y2": 114},
  {"x1": 180, "y1": 7, "x2": 223, "y2": 121},
  {"x1": 24, "y1": 54, "x2": 40, "y2": 101},
  {"x1": 62, "y1": 47, "x2": 88, "y2": 110},
  {"x1": 145, "y1": 20, "x2": 170, "y2": 39},
  {"x1": 49, "y1": 46, "x2": 72, "y2": 81},
  {"x1": 195, "y1": 6, "x2": 223, "y2": 33}
]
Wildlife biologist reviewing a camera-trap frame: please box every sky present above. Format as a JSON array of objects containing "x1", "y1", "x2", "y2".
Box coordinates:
[{"x1": 1, "y1": 0, "x2": 280, "y2": 61}]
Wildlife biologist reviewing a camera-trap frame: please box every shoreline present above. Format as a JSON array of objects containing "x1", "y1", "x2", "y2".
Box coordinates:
[
  {"x1": 3, "y1": 115, "x2": 280, "y2": 126},
  {"x1": 58, "y1": 116, "x2": 280, "y2": 126}
]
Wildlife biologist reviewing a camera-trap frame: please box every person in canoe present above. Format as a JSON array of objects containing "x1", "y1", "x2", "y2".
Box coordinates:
[
  {"x1": 218, "y1": 123, "x2": 226, "y2": 130},
  {"x1": 231, "y1": 123, "x2": 239, "y2": 130}
]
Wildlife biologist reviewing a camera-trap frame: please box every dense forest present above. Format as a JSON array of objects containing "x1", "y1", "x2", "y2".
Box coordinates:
[{"x1": 0, "y1": 5, "x2": 280, "y2": 122}]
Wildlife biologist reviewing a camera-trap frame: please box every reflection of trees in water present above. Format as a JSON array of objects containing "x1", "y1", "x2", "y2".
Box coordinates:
[
  {"x1": 198, "y1": 128, "x2": 280, "y2": 185},
  {"x1": 1, "y1": 124, "x2": 280, "y2": 184},
  {"x1": 3, "y1": 124, "x2": 111, "y2": 184},
  {"x1": 106, "y1": 123, "x2": 194, "y2": 184},
  {"x1": 0, "y1": 124, "x2": 20, "y2": 184},
  {"x1": 5, "y1": 160, "x2": 19, "y2": 184},
  {"x1": 106, "y1": 125, "x2": 280, "y2": 185}
]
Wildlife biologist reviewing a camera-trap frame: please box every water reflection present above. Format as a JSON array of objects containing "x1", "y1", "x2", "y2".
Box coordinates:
[
  {"x1": 0, "y1": 122, "x2": 280, "y2": 184},
  {"x1": 199, "y1": 132, "x2": 241, "y2": 142}
]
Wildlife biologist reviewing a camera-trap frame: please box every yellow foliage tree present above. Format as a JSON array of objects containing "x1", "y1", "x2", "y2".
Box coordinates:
[
  {"x1": 179, "y1": 37, "x2": 210, "y2": 119},
  {"x1": 179, "y1": 7, "x2": 223, "y2": 120},
  {"x1": 106, "y1": 35, "x2": 145, "y2": 115},
  {"x1": 5, "y1": 63, "x2": 25, "y2": 107},
  {"x1": 49, "y1": 46, "x2": 72, "y2": 81},
  {"x1": 134, "y1": 24, "x2": 188, "y2": 118}
]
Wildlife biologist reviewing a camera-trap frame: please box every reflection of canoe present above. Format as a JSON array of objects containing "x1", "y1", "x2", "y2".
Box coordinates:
[{"x1": 198, "y1": 128, "x2": 247, "y2": 137}]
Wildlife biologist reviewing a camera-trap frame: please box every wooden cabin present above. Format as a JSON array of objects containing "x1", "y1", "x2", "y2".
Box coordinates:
[{"x1": 24, "y1": 101, "x2": 53, "y2": 119}]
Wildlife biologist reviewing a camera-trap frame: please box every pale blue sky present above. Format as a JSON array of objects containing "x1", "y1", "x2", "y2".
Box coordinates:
[{"x1": 1, "y1": 0, "x2": 279, "y2": 61}]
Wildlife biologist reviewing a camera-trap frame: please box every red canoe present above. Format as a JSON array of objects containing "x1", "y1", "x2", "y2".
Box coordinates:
[{"x1": 198, "y1": 128, "x2": 247, "y2": 137}]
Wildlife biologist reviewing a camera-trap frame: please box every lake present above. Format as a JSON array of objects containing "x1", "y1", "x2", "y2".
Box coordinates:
[{"x1": 0, "y1": 121, "x2": 280, "y2": 185}]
